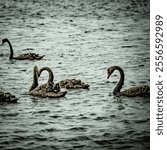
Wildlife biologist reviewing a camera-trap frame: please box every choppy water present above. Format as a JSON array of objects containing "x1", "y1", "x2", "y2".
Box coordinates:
[{"x1": 0, "y1": 0, "x2": 150, "y2": 149}]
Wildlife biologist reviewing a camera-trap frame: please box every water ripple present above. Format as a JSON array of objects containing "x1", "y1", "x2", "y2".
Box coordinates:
[{"x1": 0, "y1": 0, "x2": 150, "y2": 149}]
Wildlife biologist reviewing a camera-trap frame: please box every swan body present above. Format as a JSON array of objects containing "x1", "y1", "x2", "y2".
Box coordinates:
[
  {"x1": 59, "y1": 79, "x2": 89, "y2": 89},
  {"x1": 107, "y1": 66, "x2": 150, "y2": 97},
  {"x1": 0, "y1": 91, "x2": 18, "y2": 103},
  {"x1": 29, "y1": 66, "x2": 67, "y2": 98},
  {"x1": 38, "y1": 67, "x2": 89, "y2": 90},
  {"x1": 2, "y1": 38, "x2": 44, "y2": 60}
]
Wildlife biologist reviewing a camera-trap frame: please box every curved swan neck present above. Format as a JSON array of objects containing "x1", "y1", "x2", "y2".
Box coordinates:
[
  {"x1": 114, "y1": 66, "x2": 124, "y2": 94},
  {"x1": 29, "y1": 66, "x2": 38, "y2": 92},
  {"x1": 3, "y1": 39, "x2": 14, "y2": 59},
  {"x1": 38, "y1": 67, "x2": 54, "y2": 84}
]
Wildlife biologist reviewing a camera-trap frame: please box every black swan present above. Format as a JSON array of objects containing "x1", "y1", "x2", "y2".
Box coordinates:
[
  {"x1": 0, "y1": 91, "x2": 18, "y2": 103},
  {"x1": 2, "y1": 38, "x2": 44, "y2": 60},
  {"x1": 59, "y1": 79, "x2": 89, "y2": 89},
  {"x1": 38, "y1": 67, "x2": 90, "y2": 89},
  {"x1": 29, "y1": 66, "x2": 67, "y2": 98},
  {"x1": 107, "y1": 66, "x2": 150, "y2": 97},
  {"x1": 37, "y1": 66, "x2": 60, "y2": 92}
]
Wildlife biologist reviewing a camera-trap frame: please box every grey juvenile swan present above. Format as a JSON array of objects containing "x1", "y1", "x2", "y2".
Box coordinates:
[
  {"x1": 29, "y1": 66, "x2": 67, "y2": 98},
  {"x1": 2, "y1": 38, "x2": 44, "y2": 60},
  {"x1": 107, "y1": 66, "x2": 150, "y2": 97}
]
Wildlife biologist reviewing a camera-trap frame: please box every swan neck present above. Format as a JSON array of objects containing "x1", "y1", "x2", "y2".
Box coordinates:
[
  {"x1": 114, "y1": 67, "x2": 124, "y2": 95},
  {"x1": 39, "y1": 67, "x2": 54, "y2": 84},
  {"x1": 6, "y1": 40, "x2": 14, "y2": 59},
  {"x1": 29, "y1": 68, "x2": 38, "y2": 92}
]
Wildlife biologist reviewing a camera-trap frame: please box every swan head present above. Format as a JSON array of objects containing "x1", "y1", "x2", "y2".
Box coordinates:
[
  {"x1": 107, "y1": 66, "x2": 115, "y2": 79},
  {"x1": 34, "y1": 66, "x2": 39, "y2": 79},
  {"x1": 2, "y1": 38, "x2": 8, "y2": 45},
  {"x1": 33, "y1": 66, "x2": 39, "y2": 76},
  {"x1": 33, "y1": 66, "x2": 39, "y2": 80}
]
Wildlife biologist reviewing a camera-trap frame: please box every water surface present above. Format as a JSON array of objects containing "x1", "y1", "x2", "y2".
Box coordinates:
[{"x1": 0, "y1": 0, "x2": 150, "y2": 149}]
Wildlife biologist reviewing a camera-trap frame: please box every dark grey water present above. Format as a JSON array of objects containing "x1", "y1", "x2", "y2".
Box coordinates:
[{"x1": 0, "y1": 0, "x2": 150, "y2": 149}]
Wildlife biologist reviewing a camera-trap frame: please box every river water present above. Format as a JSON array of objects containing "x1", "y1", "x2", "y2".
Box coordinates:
[{"x1": 0, "y1": 0, "x2": 150, "y2": 149}]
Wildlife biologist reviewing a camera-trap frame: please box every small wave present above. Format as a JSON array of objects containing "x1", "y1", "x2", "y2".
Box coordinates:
[
  {"x1": 103, "y1": 133, "x2": 111, "y2": 137},
  {"x1": 14, "y1": 130, "x2": 28, "y2": 134},
  {"x1": 133, "y1": 119, "x2": 148, "y2": 123},
  {"x1": 121, "y1": 45, "x2": 138, "y2": 48},
  {"x1": 32, "y1": 110, "x2": 50, "y2": 114},
  {"x1": 32, "y1": 121, "x2": 48, "y2": 125},
  {"x1": 0, "y1": 112, "x2": 19, "y2": 117},
  {"x1": 109, "y1": 114, "x2": 116, "y2": 118},
  {"x1": 41, "y1": 128, "x2": 59, "y2": 132},
  {"x1": 34, "y1": 136, "x2": 48, "y2": 141},
  {"x1": 119, "y1": 119, "x2": 131, "y2": 124},
  {"x1": 49, "y1": 115, "x2": 61, "y2": 119},
  {"x1": 64, "y1": 115, "x2": 75, "y2": 119},
  {"x1": 138, "y1": 64, "x2": 145, "y2": 67},
  {"x1": 138, "y1": 80, "x2": 147, "y2": 84},
  {"x1": 94, "y1": 139, "x2": 134, "y2": 149},
  {"x1": 123, "y1": 112, "x2": 135, "y2": 116},
  {"x1": 22, "y1": 48, "x2": 34, "y2": 51},
  {"x1": 68, "y1": 127, "x2": 87, "y2": 132},
  {"x1": 125, "y1": 130, "x2": 135, "y2": 135},
  {"x1": 78, "y1": 116, "x2": 88, "y2": 120},
  {"x1": 94, "y1": 116, "x2": 107, "y2": 120},
  {"x1": 72, "y1": 144, "x2": 85, "y2": 149},
  {"x1": 114, "y1": 145, "x2": 134, "y2": 150},
  {"x1": 117, "y1": 105, "x2": 125, "y2": 110},
  {"x1": 11, "y1": 135, "x2": 28, "y2": 141},
  {"x1": 89, "y1": 113, "x2": 96, "y2": 116},
  {"x1": 65, "y1": 135, "x2": 90, "y2": 142},
  {"x1": 93, "y1": 139, "x2": 112, "y2": 146}
]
